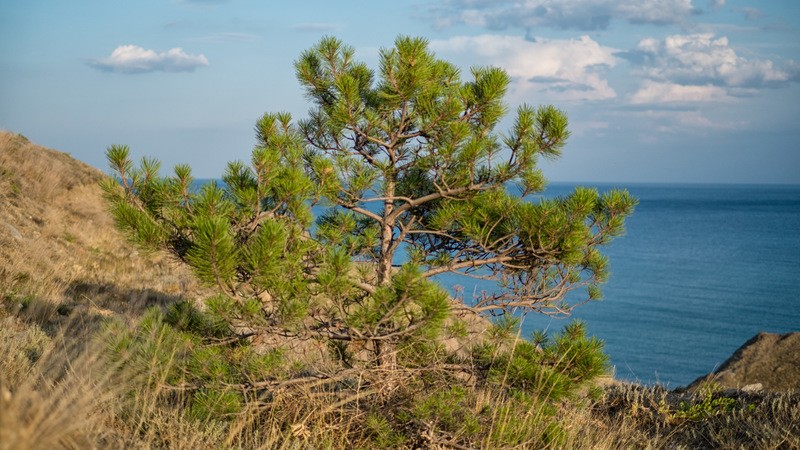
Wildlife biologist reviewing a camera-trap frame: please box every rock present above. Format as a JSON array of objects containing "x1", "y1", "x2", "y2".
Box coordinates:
[
  {"x1": 741, "y1": 383, "x2": 763, "y2": 393},
  {"x1": 686, "y1": 332, "x2": 800, "y2": 392}
]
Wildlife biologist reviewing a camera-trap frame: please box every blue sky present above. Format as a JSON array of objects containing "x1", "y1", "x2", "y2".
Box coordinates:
[{"x1": 1, "y1": 0, "x2": 798, "y2": 184}]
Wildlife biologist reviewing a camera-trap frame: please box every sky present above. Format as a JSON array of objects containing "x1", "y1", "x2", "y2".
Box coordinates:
[{"x1": 1, "y1": 0, "x2": 799, "y2": 184}]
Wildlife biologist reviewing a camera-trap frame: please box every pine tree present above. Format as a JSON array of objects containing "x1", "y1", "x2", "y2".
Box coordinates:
[{"x1": 102, "y1": 36, "x2": 635, "y2": 374}]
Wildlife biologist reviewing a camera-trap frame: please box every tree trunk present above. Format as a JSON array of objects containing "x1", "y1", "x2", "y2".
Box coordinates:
[
  {"x1": 377, "y1": 177, "x2": 396, "y2": 285},
  {"x1": 372, "y1": 339, "x2": 398, "y2": 394}
]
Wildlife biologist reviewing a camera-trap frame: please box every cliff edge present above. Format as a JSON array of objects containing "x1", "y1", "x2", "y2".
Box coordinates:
[{"x1": 687, "y1": 331, "x2": 800, "y2": 392}]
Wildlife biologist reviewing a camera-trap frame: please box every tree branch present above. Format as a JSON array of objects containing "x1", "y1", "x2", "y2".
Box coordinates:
[
  {"x1": 421, "y1": 254, "x2": 515, "y2": 278},
  {"x1": 390, "y1": 182, "x2": 490, "y2": 222}
]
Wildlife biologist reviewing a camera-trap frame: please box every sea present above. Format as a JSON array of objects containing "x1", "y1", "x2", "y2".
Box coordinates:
[{"x1": 443, "y1": 182, "x2": 800, "y2": 388}]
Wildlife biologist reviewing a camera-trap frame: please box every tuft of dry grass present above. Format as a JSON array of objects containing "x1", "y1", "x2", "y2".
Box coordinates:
[
  {"x1": 583, "y1": 383, "x2": 800, "y2": 449},
  {"x1": 0, "y1": 316, "x2": 115, "y2": 450},
  {"x1": 7, "y1": 318, "x2": 797, "y2": 450}
]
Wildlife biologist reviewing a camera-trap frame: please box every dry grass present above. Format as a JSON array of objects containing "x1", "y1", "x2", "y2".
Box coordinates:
[
  {"x1": 0, "y1": 130, "x2": 206, "y2": 448},
  {"x1": 573, "y1": 383, "x2": 800, "y2": 449},
  {"x1": 2, "y1": 131, "x2": 799, "y2": 449},
  {"x1": 0, "y1": 131, "x2": 351, "y2": 449},
  {"x1": 5, "y1": 321, "x2": 797, "y2": 450},
  {"x1": 0, "y1": 131, "x2": 206, "y2": 320},
  {"x1": 0, "y1": 314, "x2": 117, "y2": 449},
  {"x1": 0, "y1": 311, "x2": 358, "y2": 450}
]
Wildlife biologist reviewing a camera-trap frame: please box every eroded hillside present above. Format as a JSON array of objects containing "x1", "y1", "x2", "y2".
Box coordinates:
[{"x1": 0, "y1": 131, "x2": 203, "y2": 321}]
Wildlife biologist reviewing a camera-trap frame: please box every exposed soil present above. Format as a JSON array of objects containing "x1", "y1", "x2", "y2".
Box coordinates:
[{"x1": 687, "y1": 331, "x2": 800, "y2": 392}]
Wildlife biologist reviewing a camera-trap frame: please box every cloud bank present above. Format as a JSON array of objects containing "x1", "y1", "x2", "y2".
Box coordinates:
[
  {"x1": 88, "y1": 45, "x2": 209, "y2": 74},
  {"x1": 624, "y1": 33, "x2": 799, "y2": 103},
  {"x1": 431, "y1": 34, "x2": 618, "y2": 101},
  {"x1": 429, "y1": 0, "x2": 697, "y2": 31},
  {"x1": 632, "y1": 33, "x2": 795, "y2": 87},
  {"x1": 629, "y1": 81, "x2": 729, "y2": 104}
]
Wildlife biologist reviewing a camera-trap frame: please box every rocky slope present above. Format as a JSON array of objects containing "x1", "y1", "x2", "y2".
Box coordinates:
[{"x1": 687, "y1": 331, "x2": 800, "y2": 392}]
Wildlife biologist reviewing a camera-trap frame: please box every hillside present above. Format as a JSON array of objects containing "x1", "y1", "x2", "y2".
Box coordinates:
[
  {"x1": 1, "y1": 131, "x2": 798, "y2": 449},
  {"x1": 0, "y1": 131, "x2": 204, "y2": 320},
  {"x1": 687, "y1": 331, "x2": 800, "y2": 392}
]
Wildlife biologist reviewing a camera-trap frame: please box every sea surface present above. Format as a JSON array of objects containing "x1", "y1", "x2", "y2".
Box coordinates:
[{"x1": 446, "y1": 183, "x2": 800, "y2": 388}]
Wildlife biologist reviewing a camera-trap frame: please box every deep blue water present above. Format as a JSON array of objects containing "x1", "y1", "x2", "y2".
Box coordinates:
[{"x1": 444, "y1": 183, "x2": 800, "y2": 387}]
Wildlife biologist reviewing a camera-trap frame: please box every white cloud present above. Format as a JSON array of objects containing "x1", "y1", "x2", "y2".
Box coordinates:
[
  {"x1": 88, "y1": 45, "x2": 209, "y2": 74},
  {"x1": 615, "y1": 1, "x2": 697, "y2": 25},
  {"x1": 429, "y1": 0, "x2": 696, "y2": 31},
  {"x1": 431, "y1": 34, "x2": 618, "y2": 101},
  {"x1": 630, "y1": 34, "x2": 796, "y2": 88},
  {"x1": 625, "y1": 33, "x2": 799, "y2": 104},
  {"x1": 629, "y1": 81, "x2": 730, "y2": 104}
]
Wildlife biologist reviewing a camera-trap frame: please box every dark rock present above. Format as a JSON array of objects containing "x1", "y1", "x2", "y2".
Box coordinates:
[{"x1": 686, "y1": 332, "x2": 800, "y2": 392}]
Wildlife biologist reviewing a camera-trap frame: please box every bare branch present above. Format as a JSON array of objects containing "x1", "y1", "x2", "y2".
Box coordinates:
[
  {"x1": 343, "y1": 204, "x2": 384, "y2": 224},
  {"x1": 421, "y1": 254, "x2": 515, "y2": 278},
  {"x1": 390, "y1": 182, "x2": 490, "y2": 222}
]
